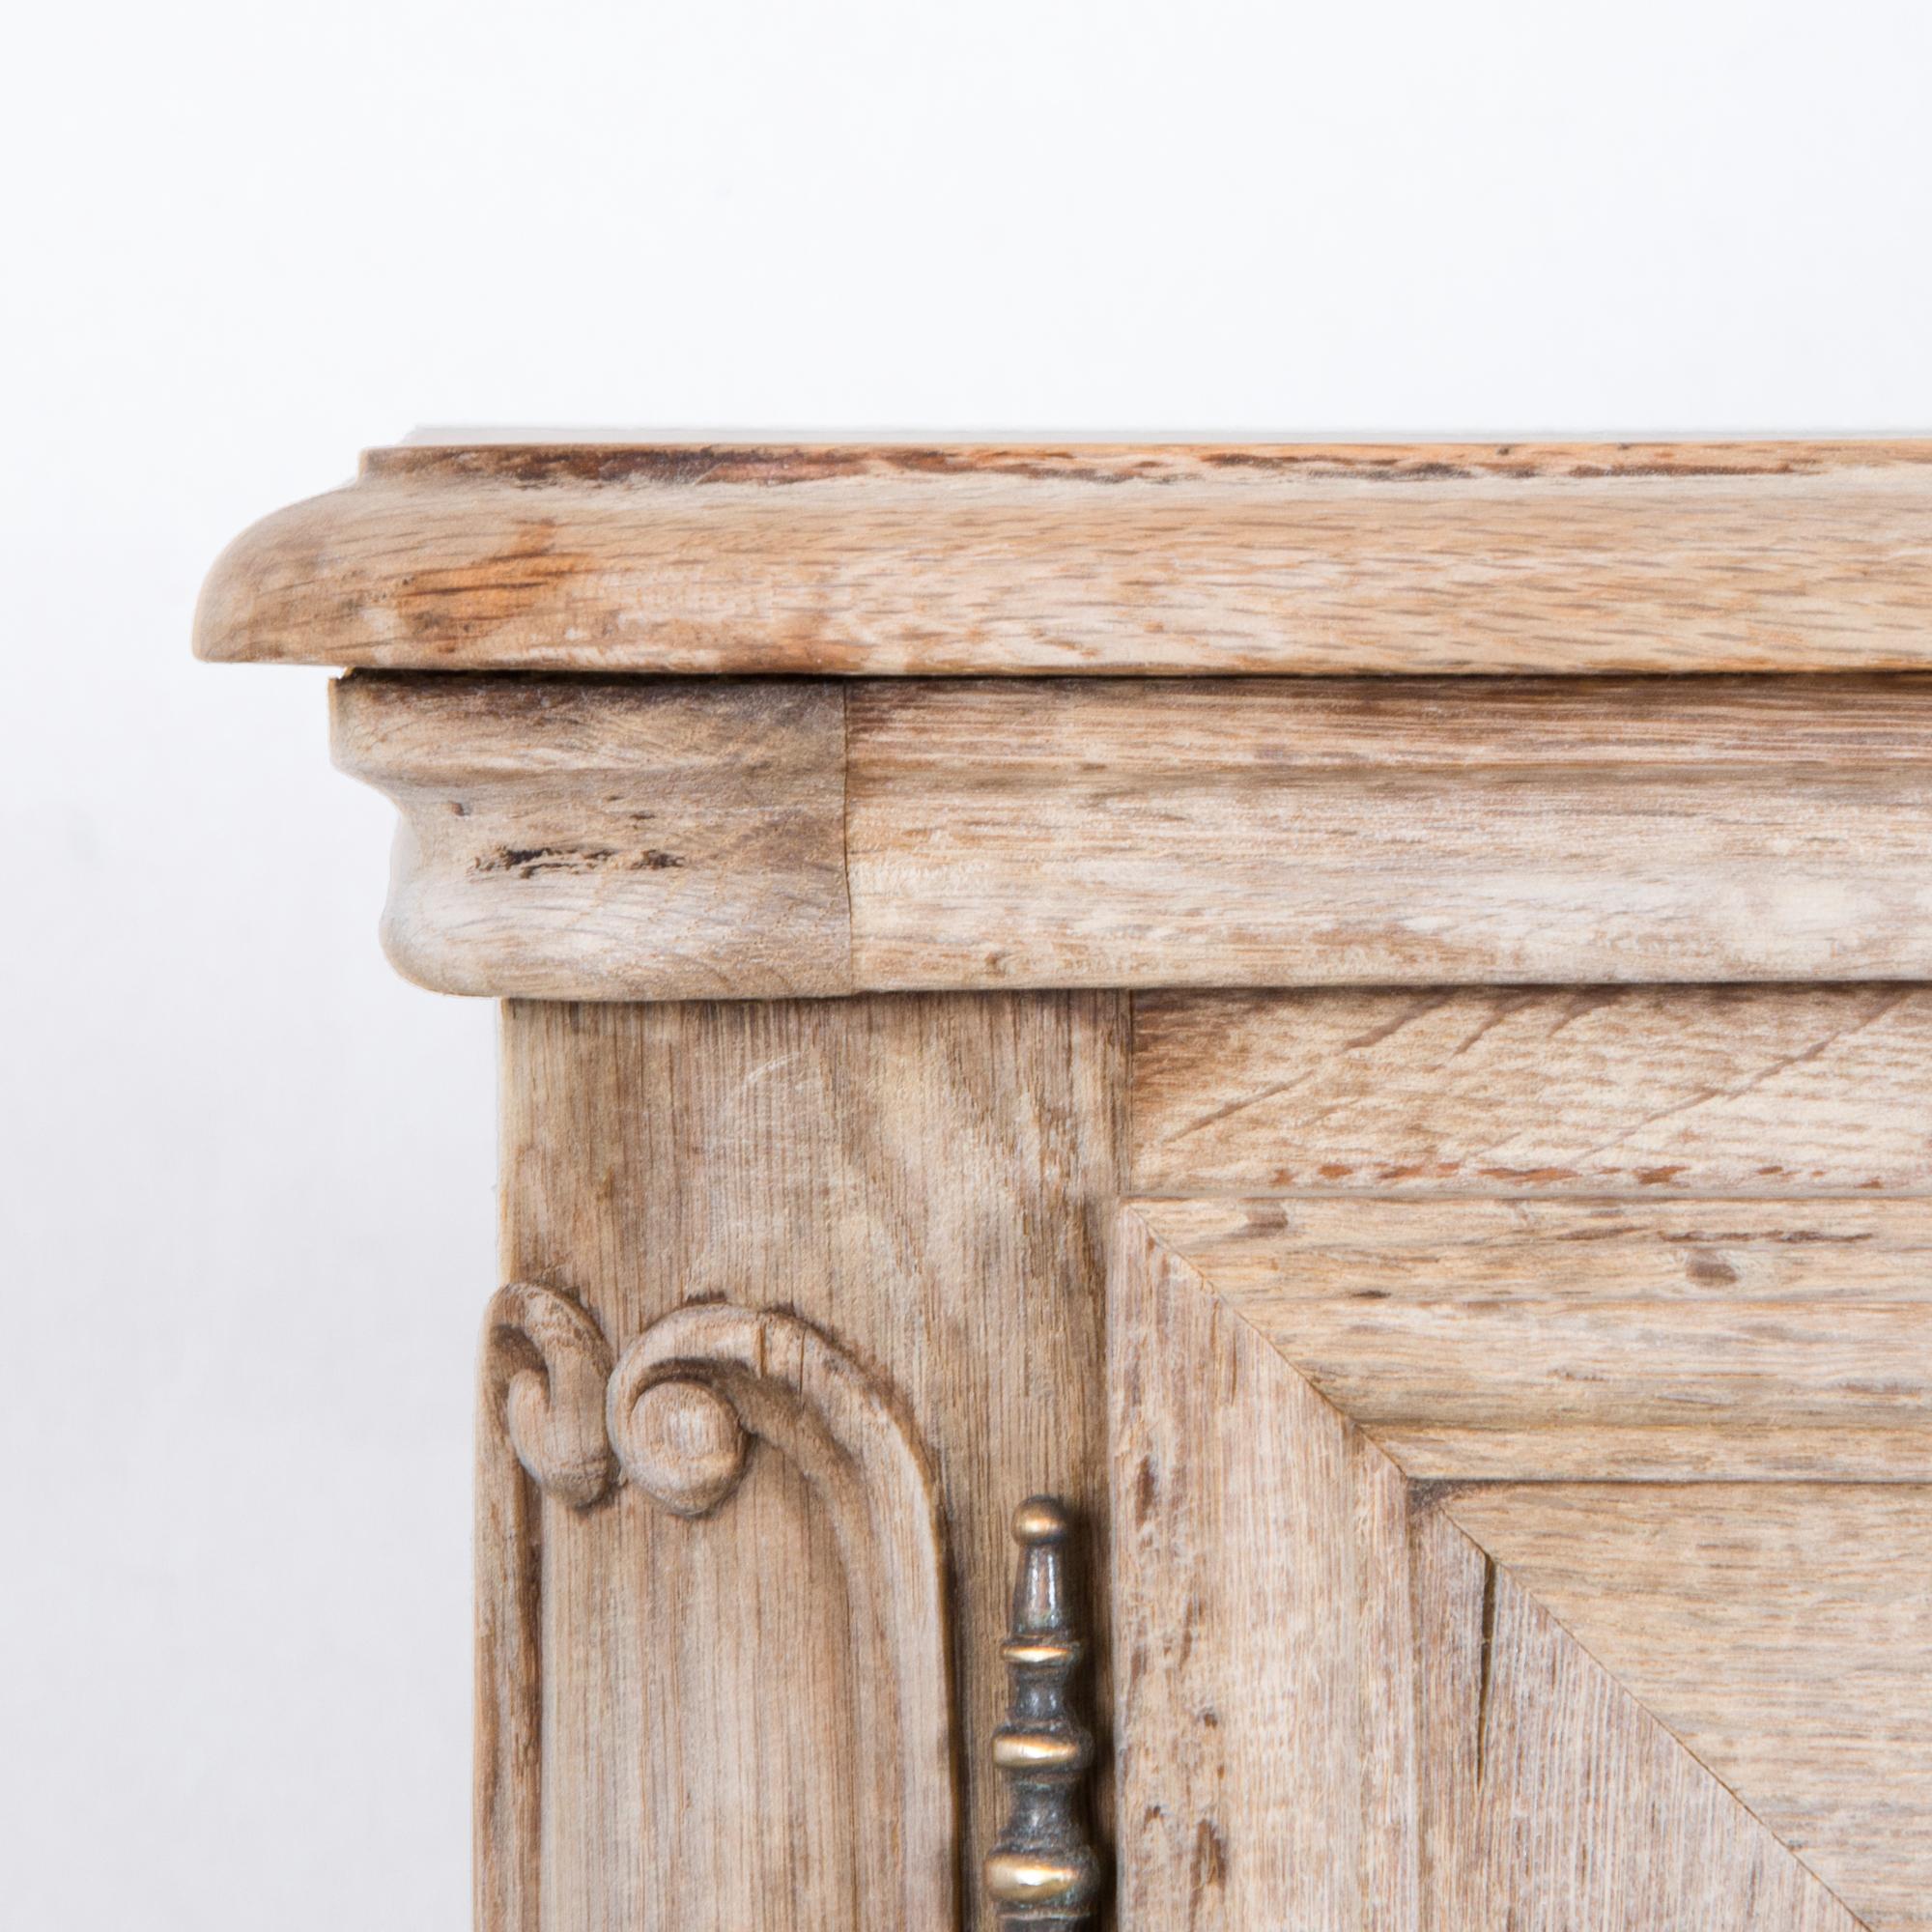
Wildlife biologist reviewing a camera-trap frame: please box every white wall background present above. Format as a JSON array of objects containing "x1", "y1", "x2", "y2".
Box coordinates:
[{"x1": 4, "y1": 2, "x2": 1929, "y2": 1923}]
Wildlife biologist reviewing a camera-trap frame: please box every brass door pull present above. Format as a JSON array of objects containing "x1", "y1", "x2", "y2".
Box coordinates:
[{"x1": 984, "y1": 1497, "x2": 1099, "y2": 1925}]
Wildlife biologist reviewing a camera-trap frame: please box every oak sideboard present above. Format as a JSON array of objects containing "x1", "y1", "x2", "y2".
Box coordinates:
[{"x1": 198, "y1": 437, "x2": 1932, "y2": 1931}]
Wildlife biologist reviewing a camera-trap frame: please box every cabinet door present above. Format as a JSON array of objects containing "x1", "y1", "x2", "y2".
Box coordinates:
[
  {"x1": 1113, "y1": 989, "x2": 1932, "y2": 1930},
  {"x1": 1110, "y1": 1204, "x2": 1932, "y2": 1928}
]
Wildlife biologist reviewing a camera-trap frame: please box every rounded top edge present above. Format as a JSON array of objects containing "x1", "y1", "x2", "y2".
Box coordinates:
[{"x1": 194, "y1": 439, "x2": 1932, "y2": 673}]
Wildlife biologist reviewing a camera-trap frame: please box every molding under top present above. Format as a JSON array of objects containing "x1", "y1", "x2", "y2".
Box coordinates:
[
  {"x1": 196, "y1": 438, "x2": 1932, "y2": 676},
  {"x1": 332, "y1": 669, "x2": 1932, "y2": 1000}
]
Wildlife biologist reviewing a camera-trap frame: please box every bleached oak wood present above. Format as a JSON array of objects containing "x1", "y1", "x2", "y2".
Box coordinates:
[
  {"x1": 1122, "y1": 1201, "x2": 1932, "y2": 1923},
  {"x1": 1133, "y1": 985, "x2": 1932, "y2": 1195},
  {"x1": 1131, "y1": 1195, "x2": 1932, "y2": 1482},
  {"x1": 498, "y1": 994, "x2": 1124, "y2": 1931},
  {"x1": 1132, "y1": 1195, "x2": 1932, "y2": 1300},
  {"x1": 331, "y1": 673, "x2": 849, "y2": 999},
  {"x1": 198, "y1": 430, "x2": 1932, "y2": 1932},
  {"x1": 475, "y1": 1284, "x2": 617, "y2": 1932},
  {"x1": 1236, "y1": 1297, "x2": 1931, "y2": 1451},
  {"x1": 1109, "y1": 1210, "x2": 1862, "y2": 1930},
  {"x1": 847, "y1": 676, "x2": 1932, "y2": 988},
  {"x1": 194, "y1": 439, "x2": 1932, "y2": 674},
  {"x1": 1109, "y1": 1211, "x2": 1412, "y2": 1927},
  {"x1": 604, "y1": 1303, "x2": 957, "y2": 1928},
  {"x1": 1463, "y1": 1555, "x2": 1859, "y2": 1931},
  {"x1": 1445, "y1": 1484, "x2": 1932, "y2": 1932},
  {"x1": 335, "y1": 674, "x2": 1932, "y2": 999}
]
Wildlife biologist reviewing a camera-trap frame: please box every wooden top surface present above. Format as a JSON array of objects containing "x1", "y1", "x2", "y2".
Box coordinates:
[{"x1": 196, "y1": 438, "x2": 1932, "y2": 674}]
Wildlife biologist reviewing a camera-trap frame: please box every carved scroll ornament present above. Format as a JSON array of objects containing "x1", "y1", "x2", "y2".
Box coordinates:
[
  {"x1": 474, "y1": 1290, "x2": 961, "y2": 1927},
  {"x1": 607, "y1": 1301, "x2": 961, "y2": 1929},
  {"x1": 483, "y1": 1280, "x2": 617, "y2": 1505},
  {"x1": 475, "y1": 1283, "x2": 616, "y2": 1932}
]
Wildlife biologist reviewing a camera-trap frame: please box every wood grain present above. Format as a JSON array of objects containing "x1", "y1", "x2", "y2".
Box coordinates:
[
  {"x1": 1446, "y1": 1483, "x2": 1932, "y2": 1932},
  {"x1": 1133, "y1": 1196, "x2": 1932, "y2": 1301},
  {"x1": 1133, "y1": 986, "x2": 1932, "y2": 1196},
  {"x1": 1462, "y1": 1548, "x2": 1859, "y2": 1931},
  {"x1": 848, "y1": 678, "x2": 1932, "y2": 990},
  {"x1": 195, "y1": 439, "x2": 1932, "y2": 674},
  {"x1": 1109, "y1": 1210, "x2": 1412, "y2": 1928},
  {"x1": 331, "y1": 672, "x2": 849, "y2": 999},
  {"x1": 1245, "y1": 1296, "x2": 1932, "y2": 1476},
  {"x1": 605, "y1": 1303, "x2": 957, "y2": 1927},
  {"x1": 498, "y1": 994, "x2": 1125, "y2": 1931},
  {"x1": 337, "y1": 674, "x2": 1932, "y2": 998},
  {"x1": 200, "y1": 432, "x2": 1932, "y2": 1928},
  {"x1": 1132, "y1": 1196, "x2": 1932, "y2": 1480},
  {"x1": 475, "y1": 1283, "x2": 616, "y2": 1932},
  {"x1": 1108, "y1": 1210, "x2": 1861, "y2": 1930}
]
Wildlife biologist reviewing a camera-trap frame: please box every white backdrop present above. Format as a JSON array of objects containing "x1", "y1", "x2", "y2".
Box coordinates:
[{"x1": 5, "y1": 2, "x2": 1930, "y2": 1923}]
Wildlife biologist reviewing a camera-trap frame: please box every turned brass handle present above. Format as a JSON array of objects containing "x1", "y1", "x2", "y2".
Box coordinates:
[{"x1": 984, "y1": 1496, "x2": 1100, "y2": 1925}]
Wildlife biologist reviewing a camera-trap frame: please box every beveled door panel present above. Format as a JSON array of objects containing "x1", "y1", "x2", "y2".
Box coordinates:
[{"x1": 1110, "y1": 1201, "x2": 1932, "y2": 1928}]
